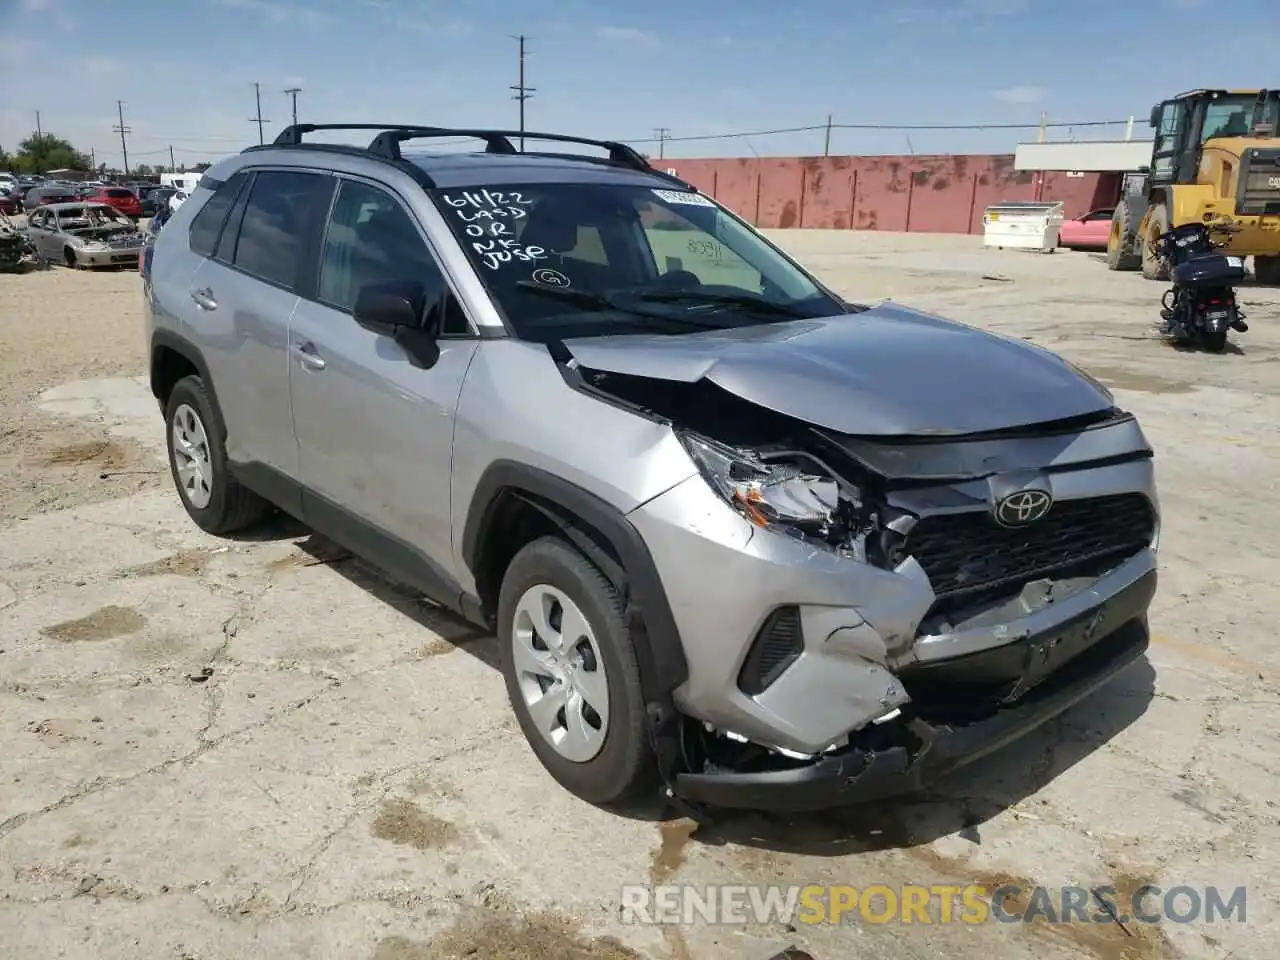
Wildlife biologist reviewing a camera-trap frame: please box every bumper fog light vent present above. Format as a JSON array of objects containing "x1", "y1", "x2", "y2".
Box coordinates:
[{"x1": 738, "y1": 605, "x2": 804, "y2": 696}]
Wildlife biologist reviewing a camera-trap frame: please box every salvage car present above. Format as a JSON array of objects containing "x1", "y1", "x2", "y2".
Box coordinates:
[
  {"x1": 26, "y1": 202, "x2": 146, "y2": 268},
  {"x1": 1058, "y1": 208, "x2": 1115, "y2": 250},
  {"x1": 145, "y1": 124, "x2": 1159, "y2": 813}
]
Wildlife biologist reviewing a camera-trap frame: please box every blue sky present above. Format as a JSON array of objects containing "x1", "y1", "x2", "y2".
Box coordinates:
[{"x1": 2, "y1": 0, "x2": 1276, "y2": 169}]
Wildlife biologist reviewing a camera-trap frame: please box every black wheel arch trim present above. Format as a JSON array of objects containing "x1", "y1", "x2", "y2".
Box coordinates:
[
  {"x1": 461, "y1": 460, "x2": 689, "y2": 701},
  {"x1": 149, "y1": 327, "x2": 222, "y2": 428}
]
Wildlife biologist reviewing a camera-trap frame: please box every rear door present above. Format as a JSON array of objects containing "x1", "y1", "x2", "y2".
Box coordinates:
[{"x1": 185, "y1": 168, "x2": 334, "y2": 482}]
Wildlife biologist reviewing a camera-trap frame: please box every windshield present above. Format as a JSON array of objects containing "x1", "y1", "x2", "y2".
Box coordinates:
[
  {"x1": 1201, "y1": 94, "x2": 1280, "y2": 142},
  {"x1": 58, "y1": 205, "x2": 132, "y2": 230},
  {"x1": 430, "y1": 182, "x2": 843, "y2": 341}
]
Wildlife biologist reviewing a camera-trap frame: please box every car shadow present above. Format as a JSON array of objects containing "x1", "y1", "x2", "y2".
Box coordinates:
[
  {"x1": 254, "y1": 521, "x2": 1157, "y2": 854},
  {"x1": 289, "y1": 528, "x2": 496, "y2": 665},
  {"x1": 676, "y1": 654, "x2": 1156, "y2": 856}
]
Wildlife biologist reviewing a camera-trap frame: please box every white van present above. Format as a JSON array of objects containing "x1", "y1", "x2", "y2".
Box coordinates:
[{"x1": 159, "y1": 172, "x2": 202, "y2": 194}]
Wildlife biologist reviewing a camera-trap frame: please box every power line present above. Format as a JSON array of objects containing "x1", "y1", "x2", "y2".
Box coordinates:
[
  {"x1": 284, "y1": 86, "x2": 302, "y2": 127},
  {"x1": 510, "y1": 34, "x2": 535, "y2": 150},
  {"x1": 112, "y1": 101, "x2": 132, "y2": 175},
  {"x1": 249, "y1": 82, "x2": 270, "y2": 145},
  {"x1": 622, "y1": 118, "x2": 1135, "y2": 145}
]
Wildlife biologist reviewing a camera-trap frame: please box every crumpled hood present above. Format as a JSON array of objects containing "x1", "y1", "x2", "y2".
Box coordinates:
[{"x1": 561, "y1": 301, "x2": 1114, "y2": 437}]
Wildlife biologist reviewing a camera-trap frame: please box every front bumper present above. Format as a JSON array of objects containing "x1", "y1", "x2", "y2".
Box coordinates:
[
  {"x1": 76, "y1": 245, "x2": 143, "y2": 267},
  {"x1": 675, "y1": 610, "x2": 1150, "y2": 812}
]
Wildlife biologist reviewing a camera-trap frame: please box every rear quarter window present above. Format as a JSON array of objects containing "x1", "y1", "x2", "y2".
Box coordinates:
[{"x1": 187, "y1": 172, "x2": 250, "y2": 258}]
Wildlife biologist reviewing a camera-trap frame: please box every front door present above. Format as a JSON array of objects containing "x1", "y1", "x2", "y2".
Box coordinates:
[{"x1": 288, "y1": 176, "x2": 478, "y2": 585}]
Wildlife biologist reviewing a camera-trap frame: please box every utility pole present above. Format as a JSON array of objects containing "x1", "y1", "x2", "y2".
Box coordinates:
[
  {"x1": 35, "y1": 110, "x2": 42, "y2": 138},
  {"x1": 1037, "y1": 110, "x2": 1049, "y2": 143},
  {"x1": 653, "y1": 127, "x2": 671, "y2": 159},
  {"x1": 90, "y1": 146, "x2": 96, "y2": 169},
  {"x1": 113, "y1": 100, "x2": 132, "y2": 176},
  {"x1": 169, "y1": 145, "x2": 176, "y2": 173},
  {"x1": 823, "y1": 114, "x2": 832, "y2": 156},
  {"x1": 509, "y1": 35, "x2": 535, "y2": 150},
  {"x1": 284, "y1": 86, "x2": 302, "y2": 127},
  {"x1": 249, "y1": 82, "x2": 269, "y2": 145}
]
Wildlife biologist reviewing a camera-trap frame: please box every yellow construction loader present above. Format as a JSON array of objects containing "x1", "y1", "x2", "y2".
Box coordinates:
[{"x1": 1108, "y1": 89, "x2": 1280, "y2": 285}]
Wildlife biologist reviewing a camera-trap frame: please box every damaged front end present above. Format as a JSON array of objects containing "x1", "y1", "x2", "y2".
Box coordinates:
[
  {"x1": 0, "y1": 214, "x2": 39, "y2": 273},
  {"x1": 565, "y1": 358, "x2": 1158, "y2": 813}
]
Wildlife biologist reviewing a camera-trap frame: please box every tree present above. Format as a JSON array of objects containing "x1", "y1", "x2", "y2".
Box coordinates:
[
  {"x1": 135, "y1": 163, "x2": 154, "y2": 176},
  {"x1": 13, "y1": 132, "x2": 91, "y2": 174},
  {"x1": 0, "y1": 144, "x2": 11, "y2": 171}
]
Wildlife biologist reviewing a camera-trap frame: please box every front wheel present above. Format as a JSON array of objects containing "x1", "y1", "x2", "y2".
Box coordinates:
[
  {"x1": 498, "y1": 536, "x2": 655, "y2": 806},
  {"x1": 1141, "y1": 204, "x2": 1171, "y2": 281}
]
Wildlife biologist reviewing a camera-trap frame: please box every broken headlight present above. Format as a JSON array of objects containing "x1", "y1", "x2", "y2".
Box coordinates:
[{"x1": 678, "y1": 431, "x2": 865, "y2": 551}]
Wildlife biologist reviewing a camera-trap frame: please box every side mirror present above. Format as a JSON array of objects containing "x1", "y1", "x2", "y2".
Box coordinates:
[
  {"x1": 1148, "y1": 105, "x2": 1161, "y2": 128},
  {"x1": 352, "y1": 279, "x2": 441, "y2": 369},
  {"x1": 353, "y1": 279, "x2": 428, "y2": 331}
]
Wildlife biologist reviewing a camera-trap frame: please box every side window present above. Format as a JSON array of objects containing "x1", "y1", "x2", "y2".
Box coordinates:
[
  {"x1": 318, "y1": 180, "x2": 467, "y2": 334},
  {"x1": 188, "y1": 172, "x2": 248, "y2": 258},
  {"x1": 232, "y1": 170, "x2": 330, "y2": 289},
  {"x1": 638, "y1": 200, "x2": 764, "y2": 293}
]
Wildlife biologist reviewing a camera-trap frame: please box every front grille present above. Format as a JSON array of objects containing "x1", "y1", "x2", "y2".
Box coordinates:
[
  {"x1": 903, "y1": 493, "x2": 1155, "y2": 612},
  {"x1": 738, "y1": 606, "x2": 804, "y2": 696}
]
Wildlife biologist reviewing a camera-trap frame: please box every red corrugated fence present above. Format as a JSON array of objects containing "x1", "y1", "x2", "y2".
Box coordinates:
[{"x1": 658, "y1": 154, "x2": 1120, "y2": 233}]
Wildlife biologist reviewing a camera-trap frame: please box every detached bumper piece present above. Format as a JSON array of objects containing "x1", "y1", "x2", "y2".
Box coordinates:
[{"x1": 674, "y1": 615, "x2": 1150, "y2": 814}]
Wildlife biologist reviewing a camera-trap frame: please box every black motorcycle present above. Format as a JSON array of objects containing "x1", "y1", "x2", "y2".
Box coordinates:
[{"x1": 1154, "y1": 221, "x2": 1248, "y2": 353}]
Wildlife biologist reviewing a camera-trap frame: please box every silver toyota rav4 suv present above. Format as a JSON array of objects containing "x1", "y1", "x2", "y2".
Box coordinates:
[{"x1": 143, "y1": 124, "x2": 1159, "y2": 813}]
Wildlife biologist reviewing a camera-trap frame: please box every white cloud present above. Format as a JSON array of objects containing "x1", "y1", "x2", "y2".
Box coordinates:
[
  {"x1": 596, "y1": 26, "x2": 655, "y2": 44},
  {"x1": 81, "y1": 58, "x2": 122, "y2": 78},
  {"x1": 992, "y1": 85, "x2": 1046, "y2": 104},
  {"x1": 214, "y1": 0, "x2": 332, "y2": 28},
  {"x1": 962, "y1": 0, "x2": 1029, "y2": 14}
]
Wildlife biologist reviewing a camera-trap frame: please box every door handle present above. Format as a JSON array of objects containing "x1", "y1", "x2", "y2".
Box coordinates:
[
  {"x1": 189, "y1": 287, "x2": 217, "y2": 310},
  {"x1": 292, "y1": 342, "x2": 326, "y2": 371}
]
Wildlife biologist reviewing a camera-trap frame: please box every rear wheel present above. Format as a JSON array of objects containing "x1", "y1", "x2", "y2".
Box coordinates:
[
  {"x1": 164, "y1": 375, "x2": 270, "y2": 535},
  {"x1": 1203, "y1": 331, "x2": 1228, "y2": 353},
  {"x1": 1255, "y1": 255, "x2": 1280, "y2": 286},
  {"x1": 1106, "y1": 201, "x2": 1141, "y2": 271},
  {"x1": 1141, "y1": 204, "x2": 1170, "y2": 280}
]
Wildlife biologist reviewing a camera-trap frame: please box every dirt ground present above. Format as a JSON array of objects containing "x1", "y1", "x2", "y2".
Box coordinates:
[{"x1": 2, "y1": 229, "x2": 1280, "y2": 960}]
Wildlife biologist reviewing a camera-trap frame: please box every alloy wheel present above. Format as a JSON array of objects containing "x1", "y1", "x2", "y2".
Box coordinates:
[{"x1": 511, "y1": 583, "x2": 610, "y2": 763}]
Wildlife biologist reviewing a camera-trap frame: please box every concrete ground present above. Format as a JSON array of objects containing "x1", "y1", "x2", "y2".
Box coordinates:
[{"x1": 2, "y1": 230, "x2": 1279, "y2": 960}]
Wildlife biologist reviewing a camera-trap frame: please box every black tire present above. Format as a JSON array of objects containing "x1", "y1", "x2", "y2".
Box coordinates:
[
  {"x1": 164, "y1": 374, "x2": 269, "y2": 535},
  {"x1": 1141, "y1": 203, "x2": 1170, "y2": 281},
  {"x1": 1106, "y1": 201, "x2": 1141, "y2": 271},
  {"x1": 1203, "y1": 331, "x2": 1228, "y2": 353},
  {"x1": 63, "y1": 247, "x2": 77, "y2": 269},
  {"x1": 1255, "y1": 255, "x2": 1280, "y2": 287},
  {"x1": 497, "y1": 535, "x2": 654, "y2": 806}
]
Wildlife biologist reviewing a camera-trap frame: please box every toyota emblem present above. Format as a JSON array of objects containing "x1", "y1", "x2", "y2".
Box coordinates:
[{"x1": 993, "y1": 489, "x2": 1053, "y2": 527}]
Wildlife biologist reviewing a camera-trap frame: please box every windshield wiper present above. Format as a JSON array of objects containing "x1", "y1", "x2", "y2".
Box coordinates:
[
  {"x1": 631, "y1": 289, "x2": 809, "y2": 318},
  {"x1": 512, "y1": 280, "x2": 728, "y2": 330}
]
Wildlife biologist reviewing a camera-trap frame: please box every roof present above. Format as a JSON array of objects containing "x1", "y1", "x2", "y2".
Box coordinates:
[{"x1": 1014, "y1": 140, "x2": 1153, "y2": 172}]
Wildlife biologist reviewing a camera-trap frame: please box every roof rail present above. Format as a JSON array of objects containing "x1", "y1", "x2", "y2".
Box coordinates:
[
  {"x1": 271, "y1": 123, "x2": 423, "y2": 146},
  {"x1": 259, "y1": 122, "x2": 691, "y2": 189}
]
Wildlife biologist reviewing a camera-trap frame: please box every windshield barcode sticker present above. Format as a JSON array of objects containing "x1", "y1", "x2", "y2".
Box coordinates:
[{"x1": 652, "y1": 189, "x2": 716, "y2": 207}]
